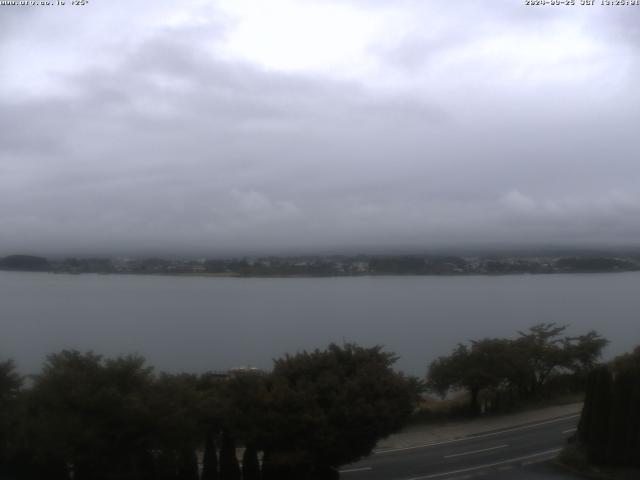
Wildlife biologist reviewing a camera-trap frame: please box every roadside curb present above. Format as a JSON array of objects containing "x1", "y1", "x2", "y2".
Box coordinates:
[{"x1": 375, "y1": 404, "x2": 583, "y2": 453}]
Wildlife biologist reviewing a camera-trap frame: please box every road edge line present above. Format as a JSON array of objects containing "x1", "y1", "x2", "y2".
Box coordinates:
[{"x1": 375, "y1": 413, "x2": 579, "y2": 454}]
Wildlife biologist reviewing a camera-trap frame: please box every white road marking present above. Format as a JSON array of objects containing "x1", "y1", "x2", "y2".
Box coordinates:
[
  {"x1": 404, "y1": 448, "x2": 562, "y2": 480},
  {"x1": 376, "y1": 414, "x2": 579, "y2": 455},
  {"x1": 443, "y1": 444, "x2": 509, "y2": 459},
  {"x1": 339, "y1": 467, "x2": 373, "y2": 474},
  {"x1": 562, "y1": 428, "x2": 577, "y2": 434}
]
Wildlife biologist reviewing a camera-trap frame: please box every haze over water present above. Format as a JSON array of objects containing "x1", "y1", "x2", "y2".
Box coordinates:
[{"x1": 3, "y1": 271, "x2": 638, "y2": 376}]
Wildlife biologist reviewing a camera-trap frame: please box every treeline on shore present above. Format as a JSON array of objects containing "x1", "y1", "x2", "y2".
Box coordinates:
[{"x1": 1, "y1": 253, "x2": 640, "y2": 277}]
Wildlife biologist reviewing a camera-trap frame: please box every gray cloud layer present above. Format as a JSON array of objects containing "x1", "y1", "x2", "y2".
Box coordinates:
[{"x1": 1, "y1": 1, "x2": 640, "y2": 256}]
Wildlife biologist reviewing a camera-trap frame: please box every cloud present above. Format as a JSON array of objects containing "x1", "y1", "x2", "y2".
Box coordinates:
[
  {"x1": 1, "y1": 1, "x2": 640, "y2": 255},
  {"x1": 502, "y1": 190, "x2": 537, "y2": 212}
]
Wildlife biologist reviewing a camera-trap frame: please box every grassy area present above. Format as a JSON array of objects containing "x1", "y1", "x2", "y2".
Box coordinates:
[
  {"x1": 408, "y1": 393, "x2": 474, "y2": 425},
  {"x1": 408, "y1": 392, "x2": 584, "y2": 426},
  {"x1": 515, "y1": 392, "x2": 585, "y2": 411}
]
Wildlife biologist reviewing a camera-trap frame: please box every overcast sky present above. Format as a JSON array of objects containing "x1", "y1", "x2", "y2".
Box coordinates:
[{"x1": 1, "y1": 0, "x2": 640, "y2": 256}]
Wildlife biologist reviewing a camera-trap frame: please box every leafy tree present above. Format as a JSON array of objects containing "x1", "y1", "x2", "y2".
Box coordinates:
[
  {"x1": 427, "y1": 339, "x2": 516, "y2": 413},
  {"x1": 27, "y1": 351, "x2": 156, "y2": 480},
  {"x1": 562, "y1": 330, "x2": 609, "y2": 382},
  {"x1": 217, "y1": 370, "x2": 268, "y2": 452},
  {"x1": 149, "y1": 373, "x2": 202, "y2": 449},
  {"x1": 146, "y1": 373, "x2": 205, "y2": 479},
  {"x1": 257, "y1": 344, "x2": 419, "y2": 477},
  {"x1": 3, "y1": 343, "x2": 418, "y2": 480},
  {"x1": 428, "y1": 324, "x2": 608, "y2": 413},
  {"x1": 515, "y1": 324, "x2": 607, "y2": 396},
  {"x1": 514, "y1": 323, "x2": 569, "y2": 395},
  {"x1": 0, "y1": 359, "x2": 21, "y2": 398},
  {"x1": 611, "y1": 345, "x2": 640, "y2": 374}
]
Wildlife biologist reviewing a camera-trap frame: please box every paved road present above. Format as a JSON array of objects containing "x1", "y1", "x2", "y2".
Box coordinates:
[{"x1": 340, "y1": 414, "x2": 582, "y2": 480}]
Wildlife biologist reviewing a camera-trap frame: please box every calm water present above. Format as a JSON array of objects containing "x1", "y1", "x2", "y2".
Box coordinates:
[{"x1": 1, "y1": 271, "x2": 639, "y2": 376}]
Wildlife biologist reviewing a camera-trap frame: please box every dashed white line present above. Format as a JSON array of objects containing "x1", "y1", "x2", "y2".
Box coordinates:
[
  {"x1": 443, "y1": 444, "x2": 509, "y2": 459},
  {"x1": 404, "y1": 448, "x2": 562, "y2": 480},
  {"x1": 562, "y1": 428, "x2": 577, "y2": 434}
]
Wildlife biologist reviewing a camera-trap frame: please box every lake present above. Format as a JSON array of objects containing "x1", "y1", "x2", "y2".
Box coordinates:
[{"x1": 1, "y1": 271, "x2": 639, "y2": 376}]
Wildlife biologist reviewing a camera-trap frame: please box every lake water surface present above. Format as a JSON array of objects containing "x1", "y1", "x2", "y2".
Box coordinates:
[{"x1": 2, "y1": 271, "x2": 639, "y2": 376}]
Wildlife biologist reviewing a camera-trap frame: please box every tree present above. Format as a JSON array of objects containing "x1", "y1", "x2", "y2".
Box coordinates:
[
  {"x1": 515, "y1": 324, "x2": 607, "y2": 396},
  {"x1": 257, "y1": 344, "x2": 419, "y2": 477},
  {"x1": 427, "y1": 339, "x2": 518, "y2": 413},
  {"x1": 577, "y1": 346, "x2": 640, "y2": 467},
  {"x1": 0, "y1": 359, "x2": 23, "y2": 477},
  {"x1": 514, "y1": 323, "x2": 569, "y2": 395},
  {"x1": 561, "y1": 330, "x2": 609, "y2": 390},
  {"x1": 219, "y1": 430, "x2": 241, "y2": 480},
  {"x1": 427, "y1": 324, "x2": 608, "y2": 413},
  {"x1": 241, "y1": 445, "x2": 260, "y2": 480},
  {"x1": 218, "y1": 371, "x2": 268, "y2": 450},
  {"x1": 611, "y1": 345, "x2": 640, "y2": 374},
  {"x1": 27, "y1": 350, "x2": 157, "y2": 480},
  {"x1": 147, "y1": 373, "x2": 203, "y2": 479},
  {"x1": 427, "y1": 344, "x2": 473, "y2": 408},
  {"x1": 0, "y1": 359, "x2": 21, "y2": 399},
  {"x1": 201, "y1": 432, "x2": 219, "y2": 480},
  {"x1": 577, "y1": 366, "x2": 613, "y2": 464},
  {"x1": 177, "y1": 448, "x2": 199, "y2": 480}
]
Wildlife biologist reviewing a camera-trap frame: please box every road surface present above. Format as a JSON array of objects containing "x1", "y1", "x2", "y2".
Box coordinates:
[{"x1": 340, "y1": 414, "x2": 583, "y2": 479}]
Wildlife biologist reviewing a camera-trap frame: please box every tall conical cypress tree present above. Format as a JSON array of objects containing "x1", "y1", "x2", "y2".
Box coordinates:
[
  {"x1": 177, "y1": 448, "x2": 199, "y2": 480},
  {"x1": 260, "y1": 451, "x2": 275, "y2": 480},
  {"x1": 607, "y1": 370, "x2": 628, "y2": 465},
  {"x1": 219, "y1": 431, "x2": 241, "y2": 480},
  {"x1": 577, "y1": 368, "x2": 595, "y2": 444},
  {"x1": 155, "y1": 450, "x2": 179, "y2": 480},
  {"x1": 202, "y1": 432, "x2": 219, "y2": 480},
  {"x1": 241, "y1": 445, "x2": 260, "y2": 480},
  {"x1": 629, "y1": 376, "x2": 640, "y2": 468},
  {"x1": 579, "y1": 366, "x2": 613, "y2": 465},
  {"x1": 578, "y1": 348, "x2": 640, "y2": 468}
]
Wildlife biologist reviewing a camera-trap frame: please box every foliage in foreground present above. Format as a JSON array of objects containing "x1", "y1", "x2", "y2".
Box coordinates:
[
  {"x1": 426, "y1": 323, "x2": 607, "y2": 414},
  {"x1": 577, "y1": 346, "x2": 640, "y2": 468},
  {"x1": 0, "y1": 344, "x2": 419, "y2": 480}
]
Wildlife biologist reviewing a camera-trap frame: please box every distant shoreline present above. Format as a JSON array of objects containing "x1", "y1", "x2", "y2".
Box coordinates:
[
  {"x1": 2, "y1": 269, "x2": 639, "y2": 278},
  {"x1": 2, "y1": 253, "x2": 639, "y2": 278}
]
